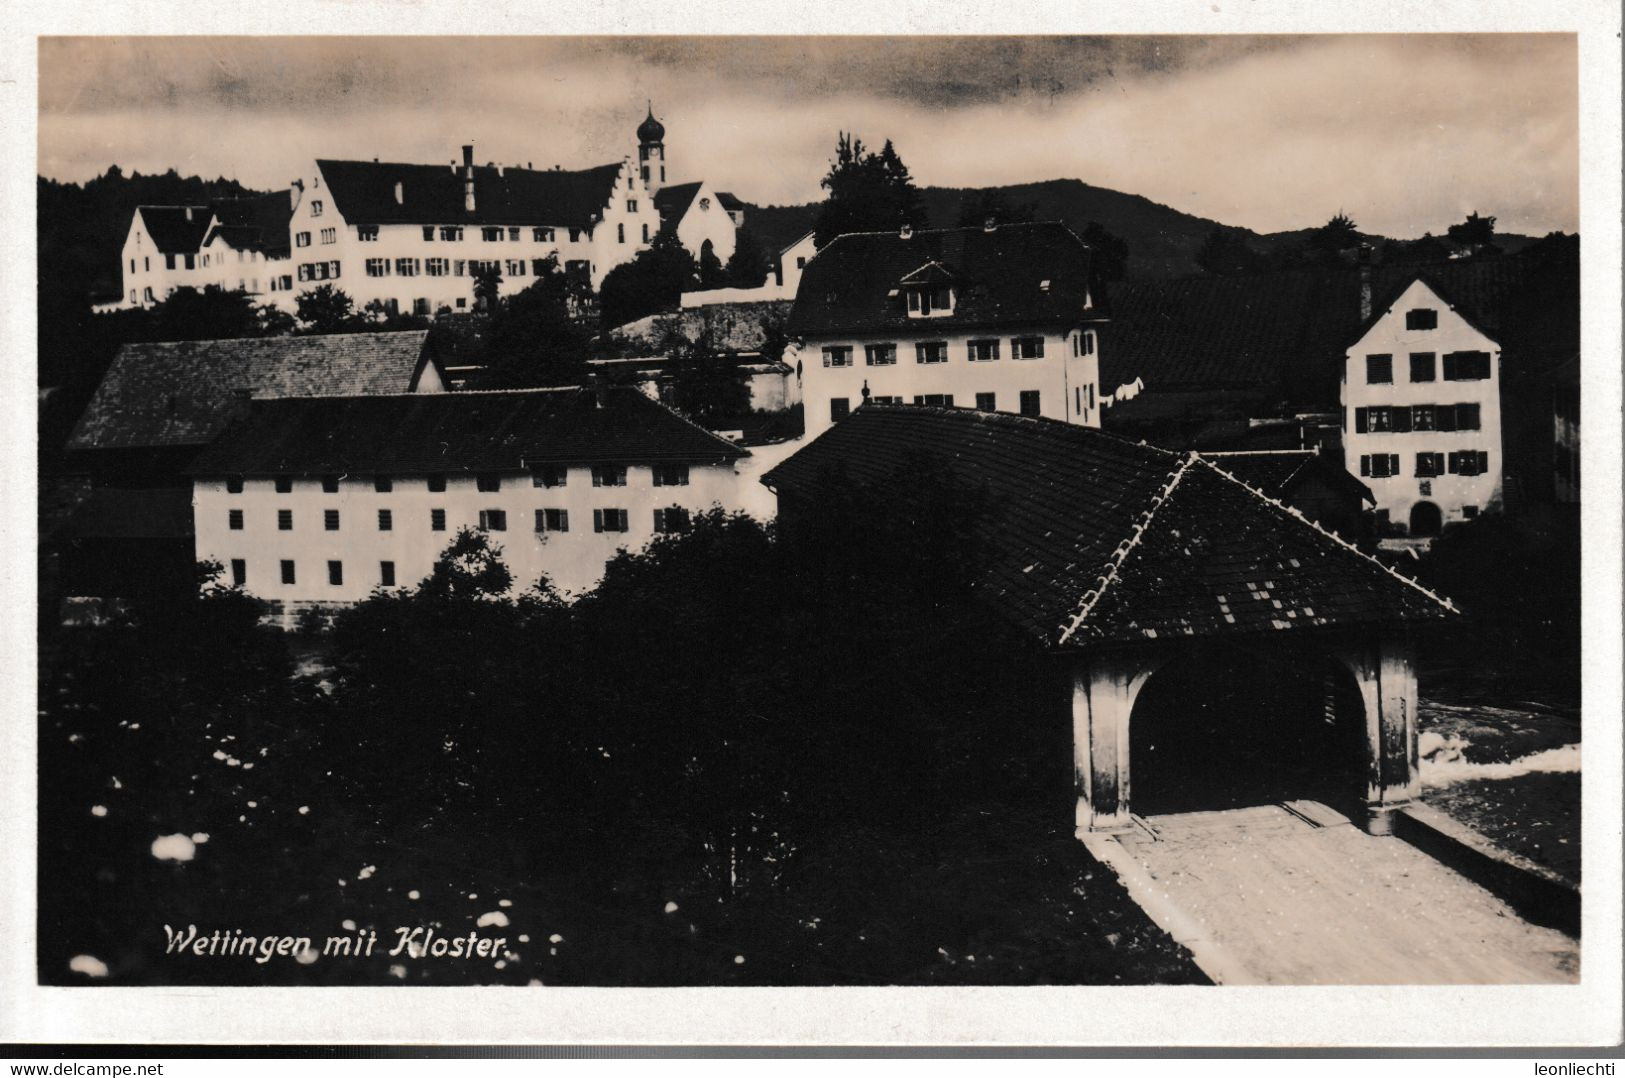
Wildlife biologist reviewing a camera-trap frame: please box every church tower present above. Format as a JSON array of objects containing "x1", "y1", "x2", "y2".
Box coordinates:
[{"x1": 637, "y1": 104, "x2": 666, "y2": 197}]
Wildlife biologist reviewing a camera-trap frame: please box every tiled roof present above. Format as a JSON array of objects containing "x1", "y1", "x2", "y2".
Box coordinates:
[
  {"x1": 761, "y1": 405, "x2": 1450, "y2": 649},
  {"x1": 1102, "y1": 239, "x2": 1581, "y2": 405},
  {"x1": 57, "y1": 487, "x2": 195, "y2": 541},
  {"x1": 187, "y1": 386, "x2": 748, "y2": 476},
  {"x1": 67, "y1": 331, "x2": 441, "y2": 452},
  {"x1": 316, "y1": 159, "x2": 624, "y2": 229},
  {"x1": 137, "y1": 206, "x2": 213, "y2": 255},
  {"x1": 603, "y1": 300, "x2": 793, "y2": 356},
  {"x1": 785, "y1": 222, "x2": 1103, "y2": 338},
  {"x1": 715, "y1": 191, "x2": 743, "y2": 212},
  {"x1": 207, "y1": 191, "x2": 294, "y2": 258},
  {"x1": 1198, "y1": 450, "x2": 1373, "y2": 507},
  {"x1": 653, "y1": 182, "x2": 702, "y2": 225}
]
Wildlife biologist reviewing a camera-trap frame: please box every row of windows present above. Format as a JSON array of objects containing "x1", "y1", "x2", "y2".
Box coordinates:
[
  {"x1": 223, "y1": 465, "x2": 688, "y2": 495},
  {"x1": 353, "y1": 224, "x2": 587, "y2": 244},
  {"x1": 1359, "y1": 451, "x2": 1490, "y2": 479},
  {"x1": 1365, "y1": 351, "x2": 1491, "y2": 385},
  {"x1": 296, "y1": 261, "x2": 342, "y2": 282},
  {"x1": 823, "y1": 337, "x2": 1050, "y2": 368},
  {"x1": 226, "y1": 506, "x2": 689, "y2": 539},
  {"x1": 364, "y1": 256, "x2": 570, "y2": 279},
  {"x1": 1352, "y1": 403, "x2": 1483, "y2": 434},
  {"x1": 831, "y1": 391, "x2": 1043, "y2": 421},
  {"x1": 230, "y1": 558, "x2": 381, "y2": 588}
]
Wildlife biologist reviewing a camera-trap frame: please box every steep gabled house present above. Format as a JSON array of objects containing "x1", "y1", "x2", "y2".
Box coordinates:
[
  {"x1": 653, "y1": 180, "x2": 739, "y2": 267},
  {"x1": 787, "y1": 221, "x2": 1108, "y2": 438},
  {"x1": 111, "y1": 192, "x2": 295, "y2": 310}
]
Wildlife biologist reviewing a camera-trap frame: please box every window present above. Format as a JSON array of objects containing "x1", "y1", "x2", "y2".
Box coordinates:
[
  {"x1": 310, "y1": 200, "x2": 324, "y2": 217},
  {"x1": 228, "y1": 509, "x2": 244, "y2": 531},
  {"x1": 1415, "y1": 452, "x2": 1445, "y2": 478},
  {"x1": 380, "y1": 561, "x2": 396, "y2": 587},
  {"x1": 479, "y1": 509, "x2": 507, "y2": 532},
  {"x1": 280, "y1": 560, "x2": 295, "y2": 585},
  {"x1": 915, "y1": 341, "x2": 948, "y2": 364},
  {"x1": 906, "y1": 286, "x2": 954, "y2": 316},
  {"x1": 1011, "y1": 337, "x2": 1045, "y2": 360},
  {"x1": 476, "y1": 474, "x2": 502, "y2": 492},
  {"x1": 864, "y1": 343, "x2": 896, "y2": 366},
  {"x1": 278, "y1": 509, "x2": 293, "y2": 531},
  {"x1": 870, "y1": 395, "x2": 904, "y2": 405},
  {"x1": 1390, "y1": 406, "x2": 1413, "y2": 433},
  {"x1": 427, "y1": 475, "x2": 447, "y2": 492},
  {"x1": 1359, "y1": 453, "x2": 1401, "y2": 478},
  {"x1": 295, "y1": 232, "x2": 311, "y2": 248},
  {"x1": 441, "y1": 226, "x2": 463, "y2": 242},
  {"x1": 1413, "y1": 405, "x2": 1436, "y2": 431},
  {"x1": 1019, "y1": 390, "x2": 1042, "y2": 417},
  {"x1": 378, "y1": 509, "x2": 393, "y2": 531},
  {"x1": 830, "y1": 398, "x2": 851, "y2": 422},
  {"x1": 231, "y1": 559, "x2": 246, "y2": 586},
  {"x1": 327, "y1": 560, "x2": 343, "y2": 586},
  {"x1": 482, "y1": 227, "x2": 502, "y2": 242},
  {"x1": 1410, "y1": 353, "x2": 1436, "y2": 382},
  {"x1": 506, "y1": 259, "x2": 526, "y2": 277},
  {"x1": 913, "y1": 393, "x2": 954, "y2": 407},
  {"x1": 975, "y1": 392, "x2": 997, "y2": 411},
  {"x1": 1355, "y1": 406, "x2": 1393, "y2": 434},
  {"x1": 1405, "y1": 308, "x2": 1438, "y2": 330},
  {"x1": 652, "y1": 464, "x2": 690, "y2": 487},
  {"x1": 968, "y1": 339, "x2": 1000, "y2": 362},
  {"x1": 374, "y1": 476, "x2": 393, "y2": 493},
  {"x1": 366, "y1": 258, "x2": 390, "y2": 277},
  {"x1": 1463, "y1": 505, "x2": 1480, "y2": 520},
  {"x1": 533, "y1": 227, "x2": 555, "y2": 242},
  {"x1": 1457, "y1": 403, "x2": 1481, "y2": 430},
  {"x1": 320, "y1": 228, "x2": 336, "y2": 244},
  {"x1": 591, "y1": 465, "x2": 627, "y2": 488},
  {"x1": 536, "y1": 508, "x2": 569, "y2": 533},
  {"x1": 430, "y1": 508, "x2": 446, "y2": 531},
  {"x1": 593, "y1": 508, "x2": 630, "y2": 533},
  {"x1": 422, "y1": 226, "x2": 436, "y2": 241},
  {"x1": 329, "y1": 261, "x2": 341, "y2": 279},
  {"x1": 166, "y1": 254, "x2": 176, "y2": 270},
  {"x1": 508, "y1": 227, "x2": 520, "y2": 242},
  {"x1": 533, "y1": 466, "x2": 567, "y2": 489},
  {"x1": 324, "y1": 509, "x2": 340, "y2": 531},
  {"x1": 226, "y1": 476, "x2": 244, "y2": 494},
  {"x1": 626, "y1": 199, "x2": 638, "y2": 212},
  {"x1": 184, "y1": 254, "x2": 195, "y2": 270},
  {"x1": 822, "y1": 346, "x2": 853, "y2": 368},
  {"x1": 1073, "y1": 331, "x2": 1097, "y2": 357},
  {"x1": 321, "y1": 475, "x2": 340, "y2": 493},
  {"x1": 569, "y1": 228, "x2": 582, "y2": 243},
  {"x1": 1366, "y1": 354, "x2": 1394, "y2": 384},
  {"x1": 654, "y1": 507, "x2": 691, "y2": 534},
  {"x1": 426, "y1": 257, "x2": 449, "y2": 276},
  {"x1": 1448, "y1": 451, "x2": 1490, "y2": 476},
  {"x1": 395, "y1": 257, "x2": 420, "y2": 277},
  {"x1": 1443, "y1": 351, "x2": 1492, "y2": 381},
  {"x1": 642, "y1": 223, "x2": 650, "y2": 243}
]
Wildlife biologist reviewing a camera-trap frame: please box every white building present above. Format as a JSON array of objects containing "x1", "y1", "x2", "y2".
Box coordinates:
[
  {"x1": 1341, "y1": 277, "x2": 1503, "y2": 538},
  {"x1": 110, "y1": 193, "x2": 295, "y2": 310},
  {"x1": 787, "y1": 222, "x2": 1108, "y2": 439},
  {"x1": 680, "y1": 230, "x2": 817, "y2": 308},
  {"x1": 653, "y1": 180, "x2": 741, "y2": 267},
  {"x1": 187, "y1": 385, "x2": 753, "y2": 619}
]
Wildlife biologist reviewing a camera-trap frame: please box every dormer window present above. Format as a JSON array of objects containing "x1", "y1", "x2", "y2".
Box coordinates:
[{"x1": 906, "y1": 285, "x2": 955, "y2": 317}]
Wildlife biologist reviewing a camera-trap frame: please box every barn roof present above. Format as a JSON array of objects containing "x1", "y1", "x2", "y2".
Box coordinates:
[
  {"x1": 761, "y1": 405, "x2": 1450, "y2": 650},
  {"x1": 316, "y1": 159, "x2": 623, "y2": 229},
  {"x1": 67, "y1": 331, "x2": 442, "y2": 453},
  {"x1": 786, "y1": 222, "x2": 1104, "y2": 338},
  {"x1": 186, "y1": 386, "x2": 748, "y2": 477}
]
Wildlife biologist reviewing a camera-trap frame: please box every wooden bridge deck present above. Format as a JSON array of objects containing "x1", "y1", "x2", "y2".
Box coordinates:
[{"x1": 1084, "y1": 802, "x2": 1579, "y2": 985}]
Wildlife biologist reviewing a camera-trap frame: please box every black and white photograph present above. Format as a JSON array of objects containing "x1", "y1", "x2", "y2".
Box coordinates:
[{"x1": 7, "y1": 7, "x2": 1623, "y2": 1051}]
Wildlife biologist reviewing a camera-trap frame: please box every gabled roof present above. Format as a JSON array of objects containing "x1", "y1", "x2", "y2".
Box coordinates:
[
  {"x1": 67, "y1": 331, "x2": 443, "y2": 453},
  {"x1": 1199, "y1": 450, "x2": 1373, "y2": 507},
  {"x1": 136, "y1": 206, "x2": 213, "y2": 255},
  {"x1": 761, "y1": 405, "x2": 1450, "y2": 649},
  {"x1": 653, "y1": 182, "x2": 703, "y2": 225},
  {"x1": 316, "y1": 159, "x2": 624, "y2": 229},
  {"x1": 207, "y1": 191, "x2": 294, "y2": 258},
  {"x1": 785, "y1": 222, "x2": 1102, "y2": 338},
  {"x1": 186, "y1": 386, "x2": 748, "y2": 476},
  {"x1": 715, "y1": 191, "x2": 744, "y2": 213},
  {"x1": 897, "y1": 260, "x2": 958, "y2": 286}
]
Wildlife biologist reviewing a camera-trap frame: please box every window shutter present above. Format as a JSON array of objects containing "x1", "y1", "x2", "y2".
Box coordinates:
[
  {"x1": 1359, "y1": 455, "x2": 1370, "y2": 477},
  {"x1": 1392, "y1": 407, "x2": 1412, "y2": 433},
  {"x1": 593, "y1": 509, "x2": 604, "y2": 533},
  {"x1": 1389, "y1": 455, "x2": 1400, "y2": 476},
  {"x1": 1460, "y1": 403, "x2": 1480, "y2": 431},
  {"x1": 1438, "y1": 406, "x2": 1457, "y2": 433},
  {"x1": 1479, "y1": 451, "x2": 1490, "y2": 475},
  {"x1": 1447, "y1": 452, "x2": 1459, "y2": 474},
  {"x1": 1355, "y1": 408, "x2": 1368, "y2": 434}
]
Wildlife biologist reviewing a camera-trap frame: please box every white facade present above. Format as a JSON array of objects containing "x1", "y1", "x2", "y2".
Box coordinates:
[
  {"x1": 799, "y1": 326, "x2": 1103, "y2": 439},
  {"x1": 116, "y1": 207, "x2": 291, "y2": 310},
  {"x1": 667, "y1": 180, "x2": 738, "y2": 267},
  {"x1": 1341, "y1": 279, "x2": 1503, "y2": 536},
  {"x1": 194, "y1": 460, "x2": 751, "y2": 611}
]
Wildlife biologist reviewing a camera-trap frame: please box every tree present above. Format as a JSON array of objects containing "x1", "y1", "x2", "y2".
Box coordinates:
[
  {"x1": 295, "y1": 284, "x2": 362, "y2": 334},
  {"x1": 1309, "y1": 212, "x2": 1361, "y2": 254},
  {"x1": 955, "y1": 190, "x2": 1036, "y2": 229},
  {"x1": 471, "y1": 263, "x2": 503, "y2": 312},
  {"x1": 151, "y1": 285, "x2": 260, "y2": 341},
  {"x1": 724, "y1": 225, "x2": 771, "y2": 289},
  {"x1": 698, "y1": 239, "x2": 729, "y2": 290},
  {"x1": 813, "y1": 133, "x2": 926, "y2": 248},
  {"x1": 1195, "y1": 226, "x2": 1267, "y2": 276},
  {"x1": 472, "y1": 258, "x2": 593, "y2": 389},
  {"x1": 255, "y1": 303, "x2": 297, "y2": 337},
  {"x1": 598, "y1": 230, "x2": 698, "y2": 330},
  {"x1": 1447, "y1": 211, "x2": 1500, "y2": 255},
  {"x1": 1081, "y1": 222, "x2": 1130, "y2": 282},
  {"x1": 658, "y1": 312, "x2": 752, "y2": 427}
]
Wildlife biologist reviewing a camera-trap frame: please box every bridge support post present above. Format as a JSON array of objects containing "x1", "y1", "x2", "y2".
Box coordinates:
[
  {"x1": 1334, "y1": 636, "x2": 1421, "y2": 834},
  {"x1": 1072, "y1": 651, "x2": 1163, "y2": 837}
]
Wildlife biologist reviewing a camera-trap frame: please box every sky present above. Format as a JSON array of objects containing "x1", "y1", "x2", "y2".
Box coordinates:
[{"x1": 37, "y1": 35, "x2": 1579, "y2": 238}]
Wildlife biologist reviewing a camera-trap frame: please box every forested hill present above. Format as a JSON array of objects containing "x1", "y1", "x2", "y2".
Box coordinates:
[
  {"x1": 39, "y1": 168, "x2": 268, "y2": 307},
  {"x1": 743, "y1": 178, "x2": 1542, "y2": 281}
]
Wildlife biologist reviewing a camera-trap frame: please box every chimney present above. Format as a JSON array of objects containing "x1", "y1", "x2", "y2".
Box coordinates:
[
  {"x1": 185, "y1": 207, "x2": 194, "y2": 221},
  {"x1": 462, "y1": 144, "x2": 477, "y2": 213},
  {"x1": 984, "y1": 216, "x2": 997, "y2": 232},
  {"x1": 899, "y1": 224, "x2": 913, "y2": 240},
  {"x1": 1358, "y1": 243, "x2": 1373, "y2": 321},
  {"x1": 462, "y1": 144, "x2": 473, "y2": 168},
  {"x1": 393, "y1": 181, "x2": 404, "y2": 205}
]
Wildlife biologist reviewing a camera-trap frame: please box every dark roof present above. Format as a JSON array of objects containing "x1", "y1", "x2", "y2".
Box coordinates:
[
  {"x1": 67, "y1": 331, "x2": 442, "y2": 453},
  {"x1": 653, "y1": 182, "x2": 702, "y2": 225},
  {"x1": 137, "y1": 206, "x2": 213, "y2": 255},
  {"x1": 208, "y1": 191, "x2": 294, "y2": 258},
  {"x1": 761, "y1": 405, "x2": 1449, "y2": 649},
  {"x1": 715, "y1": 191, "x2": 743, "y2": 213},
  {"x1": 59, "y1": 488, "x2": 194, "y2": 540},
  {"x1": 785, "y1": 222, "x2": 1102, "y2": 338},
  {"x1": 1102, "y1": 239, "x2": 1581, "y2": 405},
  {"x1": 602, "y1": 300, "x2": 792, "y2": 357},
  {"x1": 1199, "y1": 450, "x2": 1373, "y2": 507},
  {"x1": 187, "y1": 386, "x2": 748, "y2": 476},
  {"x1": 316, "y1": 159, "x2": 623, "y2": 229}
]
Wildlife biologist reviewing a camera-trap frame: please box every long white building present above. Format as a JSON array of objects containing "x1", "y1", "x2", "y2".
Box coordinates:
[
  {"x1": 187, "y1": 385, "x2": 753, "y2": 619},
  {"x1": 786, "y1": 222, "x2": 1108, "y2": 440}
]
